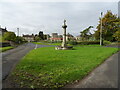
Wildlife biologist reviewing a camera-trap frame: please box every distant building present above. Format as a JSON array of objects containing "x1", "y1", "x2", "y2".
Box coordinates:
[
  {"x1": 23, "y1": 34, "x2": 34, "y2": 42},
  {"x1": 50, "y1": 33, "x2": 62, "y2": 41},
  {"x1": 52, "y1": 33, "x2": 58, "y2": 38},
  {"x1": 50, "y1": 37, "x2": 63, "y2": 41},
  {"x1": 88, "y1": 34, "x2": 96, "y2": 41},
  {"x1": 76, "y1": 35, "x2": 82, "y2": 41},
  {"x1": 66, "y1": 33, "x2": 75, "y2": 41},
  {"x1": 0, "y1": 27, "x2": 8, "y2": 36},
  {"x1": 58, "y1": 35, "x2": 63, "y2": 38}
]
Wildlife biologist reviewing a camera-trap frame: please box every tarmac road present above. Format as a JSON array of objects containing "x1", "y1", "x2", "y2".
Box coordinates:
[{"x1": 2, "y1": 43, "x2": 55, "y2": 80}]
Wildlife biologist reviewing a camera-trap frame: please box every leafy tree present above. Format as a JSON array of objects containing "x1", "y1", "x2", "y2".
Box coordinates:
[
  {"x1": 35, "y1": 36, "x2": 40, "y2": 41},
  {"x1": 39, "y1": 31, "x2": 44, "y2": 40},
  {"x1": 44, "y1": 35, "x2": 47, "y2": 40},
  {"x1": 94, "y1": 10, "x2": 120, "y2": 41},
  {"x1": 80, "y1": 26, "x2": 93, "y2": 41},
  {"x1": 113, "y1": 29, "x2": 120, "y2": 41},
  {"x1": 14, "y1": 36, "x2": 24, "y2": 43},
  {"x1": 3, "y1": 31, "x2": 16, "y2": 41}
]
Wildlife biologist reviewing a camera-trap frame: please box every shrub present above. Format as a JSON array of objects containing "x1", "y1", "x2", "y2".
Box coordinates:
[
  {"x1": 103, "y1": 40, "x2": 111, "y2": 45},
  {"x1": 56, "y1": 41, "x2": 62, "y2": 43},
  {"x1": 77, "y1": 41, "x2": 100, "y2": 45},
  {"x1": 14, "y1": 36, "x2": 24, "y2": 44},
  {"x1": 67, "y1": 41, "x2": 77, "y2": 45},
  {"x1": 48, "y1": 41, "x2": 62, "y2": 43}
]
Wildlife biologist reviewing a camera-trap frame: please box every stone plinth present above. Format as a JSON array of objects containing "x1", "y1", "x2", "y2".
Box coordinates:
[{"x1": 55, "y1": 46, "x2": 73, "y2": 50}]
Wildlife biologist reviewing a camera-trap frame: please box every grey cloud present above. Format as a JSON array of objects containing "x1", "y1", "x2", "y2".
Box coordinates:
[{"x1": 0, "y1": 2, "x2": 118, "y2": 36}]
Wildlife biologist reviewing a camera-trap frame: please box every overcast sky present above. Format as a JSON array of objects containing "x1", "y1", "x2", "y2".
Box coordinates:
[{"x1": 0, "y1": 1, "x2": 119, "y2": 36}]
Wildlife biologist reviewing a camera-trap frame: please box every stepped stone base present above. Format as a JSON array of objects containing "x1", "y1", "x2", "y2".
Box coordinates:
[{"x1": 55, "y1": 46, "x2": 73, "y2": 50}]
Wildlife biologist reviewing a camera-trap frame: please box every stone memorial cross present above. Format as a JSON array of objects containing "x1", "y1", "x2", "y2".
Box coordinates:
[{"x1": 62, "y1": 20, "x2": 67, "y2": 48}]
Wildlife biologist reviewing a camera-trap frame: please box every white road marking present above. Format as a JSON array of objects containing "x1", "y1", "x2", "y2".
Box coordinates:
[{"x1": 35, "y1": 44, "x2": 37, "y2": 49}]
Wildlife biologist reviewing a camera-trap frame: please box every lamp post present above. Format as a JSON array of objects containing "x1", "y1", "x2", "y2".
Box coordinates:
[{"x1": 100, "y1": 12, "x2": 103, "y2": 46}]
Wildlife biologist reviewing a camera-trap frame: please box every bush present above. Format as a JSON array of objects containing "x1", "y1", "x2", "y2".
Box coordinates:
[
  {"x1": 67, "y1": 41, "x2": 77, "y2": 45},
  {"x1": 103, "y1": 40, "x2": 111, "y2": 45},
  {"x1": 77, "y1": 41, "x2": 100, "y2": 45},
  {"x1": 14, "y1": 36, "x2": 24, "y2": 44},
  {"x1": 34, "y1": 36, "x2": 40, "y2": 42},
  {"x1": 48, "y1": 40, "x2": 62, "y2": 43}
]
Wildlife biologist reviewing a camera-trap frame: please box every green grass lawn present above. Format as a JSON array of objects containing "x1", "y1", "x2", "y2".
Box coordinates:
[
  {"x1": 33, "y1": 42, "x2": 61, "y2": 46},
  {"x1": 0, "y1": 46, "x2": 13, "y2": 52},
  {"x1": 11, "y1": 46, "x2": 118, "y2": 88},
  {"x1": 75, "y1": 44, "x2": 101, "y2": 47},
  {"x1": 33, "y1": 42, "x2": 100, "y2": 47}
]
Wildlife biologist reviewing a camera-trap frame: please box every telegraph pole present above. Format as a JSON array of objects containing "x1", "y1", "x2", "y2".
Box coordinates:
[
  {"x1": 17, "y1": 28, "x2": 19, "y2": 36},
  {"x1": 17, "y1": 28, "x2": 20, "y2": 44},
  {"x1": 100, "y1": 12, "x2": 103, "y2": 46}
]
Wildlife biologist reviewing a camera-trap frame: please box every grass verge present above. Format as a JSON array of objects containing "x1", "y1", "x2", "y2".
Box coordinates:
[
  {"x1": 0, "y1": 46, "x2": 13, "y2": 52},
  {"x1": 11, "y1": 46, "x2": 118, "y2": 88}
]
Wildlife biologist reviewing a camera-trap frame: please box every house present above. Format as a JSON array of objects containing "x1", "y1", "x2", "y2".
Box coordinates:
[
  {"x1": 50, "y1": 33, "x2": 76, "y2": 41},
  {"x1": 23, "y1": 34, "x2": 34, "y2": 42},
  {"x1": 66, "y1": 33, "x2": 76, "y2": 41},
  {"x1": 50, "y1": 37, "x2": 63, "y2": 41},
  {"x1": 0, "y1": 27, "x2": 8, "y2": 36},
  {"x1": 50, "y1": 33, "x2": 63, "y2": 41},
  {"x1": 52, "y1": 33, "x2": 58, "y2": 38},
  {"x1": 76, "y1": 35, "x2": 82, "y2": 41}
]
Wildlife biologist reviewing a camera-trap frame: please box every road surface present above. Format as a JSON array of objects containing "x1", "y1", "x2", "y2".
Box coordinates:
[{"x1": 1, "y1": 43, "x2": 55, "y2": 88}]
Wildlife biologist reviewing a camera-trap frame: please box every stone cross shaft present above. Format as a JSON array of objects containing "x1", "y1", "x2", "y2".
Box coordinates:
[{"x1": 62, "y1": 20, "x2": 67, "y2": 48}]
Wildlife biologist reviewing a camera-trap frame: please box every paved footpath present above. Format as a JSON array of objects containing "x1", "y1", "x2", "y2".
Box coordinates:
[{"x1": 64, "y1": 50, "x2": 119, "y2": 88}]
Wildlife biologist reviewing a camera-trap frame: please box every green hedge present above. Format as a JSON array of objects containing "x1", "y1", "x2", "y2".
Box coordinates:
[
  {"x1": 67, "y1": 41, "x2": 78, "y2": 45},
  {"x1": 49, "y1": 41, "x2": 62, "y2": 43},
  {"x1": 77, "y1": 41, "x2": 100, "y2": 45}
]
